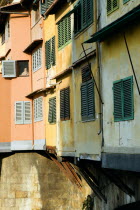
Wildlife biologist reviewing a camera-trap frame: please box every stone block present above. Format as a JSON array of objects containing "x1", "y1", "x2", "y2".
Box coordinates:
[{"x1": 15, "y1": 191, "x2": 29, "y2": 198}]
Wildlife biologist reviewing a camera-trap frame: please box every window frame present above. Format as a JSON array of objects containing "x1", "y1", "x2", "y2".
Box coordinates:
[
  {"x1": 32, "y1": 47, "x2": 42, "y2": 72},
  {"x1": 113, "y1": 76, "x2": 134, "y2": 122}
]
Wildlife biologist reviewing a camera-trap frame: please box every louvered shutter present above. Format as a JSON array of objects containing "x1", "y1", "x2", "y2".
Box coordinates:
[
  {"x1": 53, "y1": 97, "x2": 56, "y2": 122},
  {"x1": 87, "y1": 80, "x2": 95, "y2": 119},
  {"x1": 38, "y1": 97, "x2": 43, "y2": 120},
  {"x1": 60, "y1": 89, "x2": 65, "y2": 120},
  {"x1": 123, "y1": 77, "x2": 133, "y2": 120},
  {"x1": 81, "y1": 83, "x2": 88, "y2": 121},
  {"x1": 58, "y1": 22, "x2": 62, "y2": 48},
  {"x1": 46, "y1": 40, "x2": 51, "y2": 69},
  {"x1": 51, "y1": 36, "x2": 56, "y2": 66},
  {"x1": 64, "y1": 88, "x2": 70, "y2": 120},
  {"x1": 67, "y1": 16, "x2": 71, "y2": 42},
  {"x1": 24, "y1": 101, "x2": 31, "y2": 124},
  {"x1": 2, "y1": 60, "x2": 16, "y2": 78},
  {"x1": 48, "y1": 98, "x2": 53, "y2": 123},
  {"x1": 82, "y1": 0, "x2": 87, "y2": 28},
  {"x1": 41, "y1": 0, "x2": 54, "y2": 15},
  {"x1": 87, "y1": 0, "x2": 93, "y2": 24},
  {"x1": 113, "y1": 0, "x2": 119, "y2": 10},
  {"x1": 15, "y1": 102, "x2": 24, "y2": 124},
  {"x1": 113, "y1": 81, "x2": 123, "y2": 121},
  {"x1": 107, "y1": 0, "x2": 112, "y2": 13},
  {"x1": 123, "y1": 0, "x2": 130, "y2": 3},
  {"x1": 82, "y1": 64, "x2": 92, "y2": 83}
]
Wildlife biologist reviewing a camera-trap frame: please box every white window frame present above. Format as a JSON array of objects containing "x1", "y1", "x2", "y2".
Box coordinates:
[
  {"x1": 34, "y1": 96, "x2": 43, "y2": 122},
  {"x1": 32, "y1": 47, "x2": 42, "y2": 72},
  {"x1": 15, "y1": 101, "x2": 32, "y2": 124}
]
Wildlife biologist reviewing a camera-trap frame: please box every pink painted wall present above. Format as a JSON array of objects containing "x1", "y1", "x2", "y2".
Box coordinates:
[{"x1": 9, "y1": 14, "x2": 33, "y2": 142}]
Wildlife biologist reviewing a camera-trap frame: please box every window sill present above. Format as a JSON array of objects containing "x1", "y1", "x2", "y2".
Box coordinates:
[
  {"x1": 82, "y1": 118, "x2": 95, "y2": 123},
  {"x1": 107, "y1": 7, "x2": 119, "y2": 16},
  {"x1": 58, "y1": 40, "x2": 72, "y2": 51},
  {"x1": 34, "y1": 118, "x2": 43, "y2": 122},
  {"x1": 114, "y1": 117, "x2": 134, "y2": 122}
]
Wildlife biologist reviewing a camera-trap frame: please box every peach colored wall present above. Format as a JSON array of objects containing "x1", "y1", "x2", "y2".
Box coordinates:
[
  {"x1": 0, "y1": 75, "x2": 11, "y2": 142},
  {"x1": 9, "y1": 14, "x2": 32, "y2": 141}
]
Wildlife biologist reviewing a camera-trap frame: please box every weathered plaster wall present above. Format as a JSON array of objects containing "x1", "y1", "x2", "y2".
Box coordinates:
[
  {"x1": 99, "y1": 0, "x2": 140, "y2": 29},
  {"x1": 0, "y1": 152, "x2": 91, "y2": 210},
  {"x1": 102, "y1": 22, "x2": 140, "y2": 153}
]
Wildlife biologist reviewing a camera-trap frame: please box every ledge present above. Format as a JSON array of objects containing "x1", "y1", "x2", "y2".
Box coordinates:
[
  {"x1": 51, "y1": 67, "x2": 73, "y2": 80},
  {"x1": 23, "y1": 39, "x2": 43, "y2": 54},
  {"x1": 0, "y1": 49, "x2": 11, "y2": 61},
  {"x1": 26, "y1": 86, "x2": 55, "y2": 98}
]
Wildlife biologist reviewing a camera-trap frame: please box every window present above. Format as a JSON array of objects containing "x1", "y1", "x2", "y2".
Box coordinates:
[
  {"x1": 60, "y1": 87, "x2": 70, "y2": 121},
  {"x1": 58, "y1": 15, "x2": 71, "y2": 49},
  {"x1": 34, "y1": 96, "x2": 43, "y2": 122},
  {"x1": 5, "y1": 20, "x2": 10, "y2": 41},
  {"x1": 2, "y1": 60, "x2": 29, "y2": 78},
  {"x1": 32, "y1": 47, "x2": 42, "y2": 72},
  {"x1": 81, "y1": 65, "x2": 95, "y2": 121},
  {"x1": 45, "y1": 36, "x2": 55, "y2": 69},
  {"x1": 74, "y1": 0, "x2": 93, "y2": 34},
  {"x1": 15, "y1": 101, "x2": 31, "y2": 124},
  {"x1": 107, "y1": 0, "x2": 119, "y2": 14},
  {"x1": 113, "y1": 76, "x2": 134, "y2": 122},
  {"x1": 48, "y1": 97, "x2": 56, "y2": 123}
]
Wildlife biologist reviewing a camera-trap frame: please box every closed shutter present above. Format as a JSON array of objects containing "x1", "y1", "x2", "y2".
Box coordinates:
[
  {"x1": 82, "y1": 64, "x2": 92, "y2": 83},
  {"x1": 113, "y1": 81, "x2": 123, "y2": 121},
  {"x1": 123, "y1": 77, "x2": 133, "y2": 119},
  {"x1": 67, "y1": 16, "x2": 71, "y2": 42},
  {"x1": 15, "y1": 102, "x2": 24, "y2": 124},
  {"x1": 46, "y1": 40, "x2": 51, "y2": 69},
  {"x1": 34, "y1": 99, "x2": 37, "y2": 121},
  {"x1": 64, "y1": 87, "x2": 70, "y2": 120},
  {"x1": 2, "y1": 60, "x2": 16, "y2": 78},
  {"x1": 51, "y1": 36, "x2": 56, "y2": 66},
  {"x1": 82, "y1": 0, "x2": 87, "y2": 28},
  {"x1": 48, "y1": 97, "x2": 56, "y2": 123},
  {"x1": 81, "y1": 83, "x2": 88, "y2": 121},
  {"x1": 24, "y1": 101, "x2": 31, "y2": 124},
  {"x1": 38, "y1": 97, "x2": 43, "y2": 120},
  {"x1": 60, "y1": 89, "x2": 65, "y2": 120},
  {"x1": 113, "y1": 0, "x2": 119, "y2": 10},
  {"x1": 87, "y1": 80, "x2": 95, "y2": 119},
  {"x1": 58, "y1": 22, "x2": 62, "y2": 48},
  {"x1": 81, "y1": 79, "x2": 95, "y2": 121}
]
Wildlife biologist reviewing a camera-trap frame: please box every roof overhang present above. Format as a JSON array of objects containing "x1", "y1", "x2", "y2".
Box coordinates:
[
  {"x1": 23, "y1": 39, "x2": 43, "y2": 54},
  {"x1": 44, "y1": 0, "x2": 66, "y2": 16},
  {"x1": 26, "y1": 86, "x2": 55, "y2": 98},
  {"x1": 84, "y1": 4, "x2": 140, "y2": 43},
  {"x1": 51, "y1": 67, "x2": 73, "y2": 80},
  {"x1": 0, "y1": 49, "x2": 11, "y2": 61}
]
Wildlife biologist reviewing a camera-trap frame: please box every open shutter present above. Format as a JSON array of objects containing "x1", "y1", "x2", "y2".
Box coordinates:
[
  {"x1": 123, "y1": 76, "x2": 133, "y2": 120},
  {"x1": 87, "y1": 80, "x2": 95, "y2": 119},
  {"x1": 53, "y1": 97, "x2": 56, "y2": 122},
  {"x1": 15, "y1": 102, "x2": 23, "y2": 124},
  {"x1": 64, "y1": 87, "x2": 70, "y2": 120},
  {"x1": 46, "y1": 40, "x2": 51, "y2": 69},
  {"x1": 107, "y1": 0, "x2": 112, "y2": 13},
  {"x1": 51, "y1": 36, "x2": 56, "y2": 66},
  {"x1": 81, "y1": 83, "x2": 88, "y2": 121},
  {"x1": 2, "y1": 60, "x2": 16, "y2": 78},
  {"x1": 113, "y1": 81, "x2": 123, "y2": 121},
  {"x1": 87, "y1": 0, "x2": 93, "y2": 24},
  {"x1": 60, "y1": 89, "x2": 65, "y2": 120},
  {"x1": 24, "y1": 101, "x2": 31, "y2": 124}
]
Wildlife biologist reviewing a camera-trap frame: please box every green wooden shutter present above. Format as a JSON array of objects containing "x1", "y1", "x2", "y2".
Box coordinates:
[
  {"x1": 113, "y1": 81, "x2": 123, "y2": 121},
  {"x1": 113, "y1": 0, "x2": 119, "y2": 10},
  {"x1": 67, "y1": 16, "x2": 71, "y2": 42},
  {"x1": 81, "y1": 83, "x2": 88, "y2": 121},
  {"x1": 123, "y1": 76, "x2": 133, "y2": 120},
  {"x1": 87, "y1": 80, "x2": 95, "y2": 119},
  {"x1": 82, "y1": 0, "x2": 87, "y2": 28},
  {"x1": 53, "y1": 97, "x2": 56, "y2": 122},
  {"x1": 82, "y1": 64, "x2": 92, "y2": 83},
  {"x1": 58, "y1": 22, "x2": 62, "y2": 48},
  {"x1": 123, "y1": 0, "x2": 130, "y2": 3},
  {"x1": 48, "y1": 98, "x2": 53, "y2": 123},
  {"x1": 107, "y1": 0, "x2": 112, "y2": 13},
  {"x1": 60, "y1": 89, "x2": 65, "y2": 120},
  {"x1": 64, "y1": 87, "x2": 70, "y2": 120},
  {"x1": 51, "y1": 36, "x2": 56, "y2": 66},
  {"x1": 15, "y1": 101, "x2": 24, "y2": 124},
  {"x1": 41, "y1": 0, "x2": 54, "y2": 15},
  {"x1": 87, "y1": 0, "x2": 93, "y2": 24},
  {"x1": 24, "y1": 101, "x2": 31, "y2": 124},
  {"x1": 46, "y1": 40, "x2": 51, "y2": 69}
]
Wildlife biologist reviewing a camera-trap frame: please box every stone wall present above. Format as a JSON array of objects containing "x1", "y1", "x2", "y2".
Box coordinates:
[{"x1": 0, "y1": 152, "x2": 91, "y2": 210}]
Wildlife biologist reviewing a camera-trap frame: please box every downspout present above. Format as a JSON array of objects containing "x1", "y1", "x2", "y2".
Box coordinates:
[{"x1": 96, "y1": 0, "x2": 104, "y2": 146}]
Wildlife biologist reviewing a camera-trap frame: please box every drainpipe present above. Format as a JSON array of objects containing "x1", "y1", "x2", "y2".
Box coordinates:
[{"x1": 95, "y1": 0, "x2": 104, "y2": 146}]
